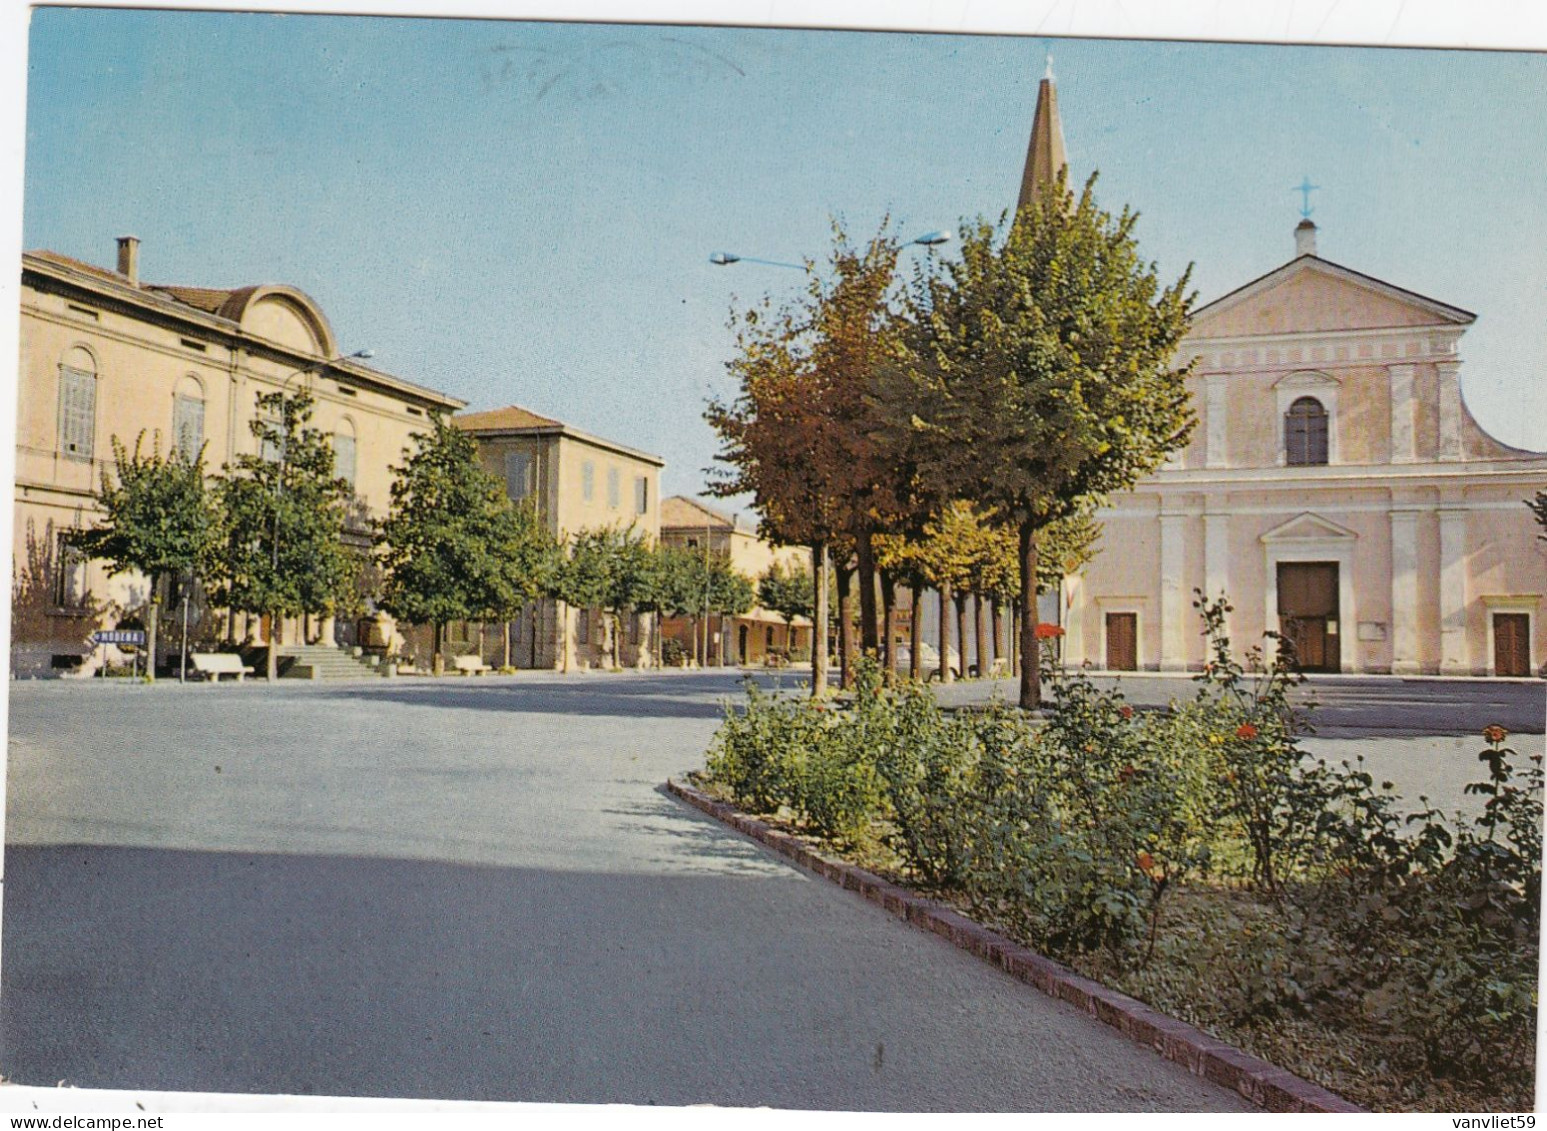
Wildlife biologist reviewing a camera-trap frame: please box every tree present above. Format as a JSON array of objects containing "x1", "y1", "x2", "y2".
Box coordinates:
[
  {"x1": 707, "y1": 222, "x2": 906, "y2": 694},
  {"x1": 74, "y1": 433, "x2": 217, "y2": 681},
  {"x1": 375, "y1": 415, "x2": 542, "y2": 675},
  {"x1": 483, "y1": 501, "x2": 561, "y2": 670},
  {"x1": 888, "y1": 170, "x2": 1194, "y2": 708},
  {"x1": 758, "y1": 561, "x2": 815, "y2": 657},
  {"x1": 1530, "y1": 491, "x2": 1547, "y2": 540},
  {"x1": 648, "y1": 544, "x2": 755, "y2": 666},
  {"x1": 558, "y1": 526, "x2": 657, "y2": 669}
]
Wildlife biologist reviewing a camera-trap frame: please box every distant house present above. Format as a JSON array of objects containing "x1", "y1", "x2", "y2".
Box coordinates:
[
  {"x1": 15, "y1": 236, "x2": 465, "y2": 677},
  {"x1": 658, "y1": 496, "x2": 811, "y2": 666},
  {"x1": 456, "y1": 404, "x2": 664, "y2": 669}
]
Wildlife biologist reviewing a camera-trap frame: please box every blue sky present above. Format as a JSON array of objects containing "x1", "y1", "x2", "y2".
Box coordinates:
[{"x1": 22, "y1": 9, "x2": 1547, "y2": 501}]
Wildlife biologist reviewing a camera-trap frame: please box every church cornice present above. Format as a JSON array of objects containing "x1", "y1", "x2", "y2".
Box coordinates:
[
  {"x1": 1142, "y1": 460, "x2": 1547, "y2": 490},
  {"x1": 1182, "y1": 323, "x2": 1465, "y2": 374}
]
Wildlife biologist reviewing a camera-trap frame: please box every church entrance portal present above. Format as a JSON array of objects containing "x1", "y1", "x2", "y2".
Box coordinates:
[{"x1": 1277, "y1": 562, "x2": 1340, "y2": 673}]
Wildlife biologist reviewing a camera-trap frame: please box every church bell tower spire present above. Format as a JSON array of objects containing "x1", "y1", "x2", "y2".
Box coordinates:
[{"x1": 1016, "y1": 52, "x2": 1068, "y2": 214}]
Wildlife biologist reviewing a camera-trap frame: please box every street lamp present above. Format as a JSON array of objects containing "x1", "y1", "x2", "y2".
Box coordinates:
[
  {"x1": 266, "y1": 348, "x2": 372, "y2": 679},
  {"x1": 708, "y1": 229, "x2": 952, "y2": 270}
]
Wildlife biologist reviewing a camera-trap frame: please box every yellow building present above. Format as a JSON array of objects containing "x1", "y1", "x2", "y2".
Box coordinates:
[
  {"x1": 15, "y1": 236, "x2": 465, "y2": 676},
  {"x1": 456, "y1": 404, "x2": 664, "y2": 669},
  {"x1": 657, "y1": 496, "x2": 811, "y2": 666}
]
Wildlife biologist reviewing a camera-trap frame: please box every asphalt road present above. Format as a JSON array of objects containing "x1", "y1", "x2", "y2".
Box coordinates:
[{"x1": 3, "y1": 671, "x2": 1251, "y2": 1111}]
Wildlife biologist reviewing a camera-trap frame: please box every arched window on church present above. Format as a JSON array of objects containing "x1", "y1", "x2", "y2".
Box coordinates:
[{"x1": 1284, "y1": 396, "x2": 1328, "y2": 466}]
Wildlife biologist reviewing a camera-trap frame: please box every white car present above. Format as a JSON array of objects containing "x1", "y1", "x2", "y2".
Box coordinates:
[{"x1": 891, "y1": 641, "x2": 961, "y2": 678}]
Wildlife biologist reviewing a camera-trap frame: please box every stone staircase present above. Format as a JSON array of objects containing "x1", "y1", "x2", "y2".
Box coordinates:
[{"x1": 276, "y1": 643, "x2": 385, "y2": 680}]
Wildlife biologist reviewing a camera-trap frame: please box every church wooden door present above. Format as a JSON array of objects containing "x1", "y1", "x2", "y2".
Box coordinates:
[
  {"x1": 1277, "y1": 562, "x2": 1340, "y2": 673},
  {"x1": 1494, "y1": 613, "x2": 1530, "y2": 677},
  {"x1": 1105, "y1": 612, "x2": 1137, "y2": 671}
]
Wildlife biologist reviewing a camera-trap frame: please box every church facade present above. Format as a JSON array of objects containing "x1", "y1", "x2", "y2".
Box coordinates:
[{"x1": 1064, "y1": 220, "x2": 1547, "y2": 677}]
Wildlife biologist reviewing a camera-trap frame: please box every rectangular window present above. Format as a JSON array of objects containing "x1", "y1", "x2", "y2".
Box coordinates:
[
  {"x1": 173, "y1": 395, "x2": 205, "y2": 461},
  {"x1": 505, "y1": 451, "x2": 532, "y2": 501},
  {"x1": 635, "y1": 476, "x2": 649, "y2": 516},
  {"x1": 57, "y1": 366, "x2": 96, "y2": 460},
  {"x1": 576, "y1": 607, "x2": 590, "y2": 645},
  {"x1": 582, "y1": 460, "x2": 595, "y2": 502},
  {"x1": 628, "y1": 613, "x2": 641, "y2": 646},
  {"x1": 334, "y1": 433, "x2": 357, "y2": 489},
  {"x1": 606, "y1": 467, "x2": 620, "y2": 509}
]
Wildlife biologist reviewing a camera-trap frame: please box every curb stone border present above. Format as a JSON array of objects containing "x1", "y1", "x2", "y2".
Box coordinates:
[{"x1": 666, "y1": 777, "x2": 1364, "y2": 1114}]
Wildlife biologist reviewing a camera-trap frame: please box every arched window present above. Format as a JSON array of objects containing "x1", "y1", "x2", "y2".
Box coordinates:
[
  {"x1": 57, "y1": 347, "x2": 98, "y2": 461},
  {"x1": 1285, "y1": 397, "x2": 1328, "y2": 466},
  {"x1": 173, "y1": 375, "x2": 206, "y2": 461},
  {"x1": 333, "y1": 417, "x2": 357, "y2": 490}
]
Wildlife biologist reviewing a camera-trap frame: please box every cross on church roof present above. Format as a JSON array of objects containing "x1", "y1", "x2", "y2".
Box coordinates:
[{"x1": 1295, "y1": 176, "x2": 1320, "y2": 219}]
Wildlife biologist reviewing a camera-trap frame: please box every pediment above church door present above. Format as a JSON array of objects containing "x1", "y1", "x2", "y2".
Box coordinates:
[{"x1": 1260, "y1": 512, "x2": 1359, "y2": 545}]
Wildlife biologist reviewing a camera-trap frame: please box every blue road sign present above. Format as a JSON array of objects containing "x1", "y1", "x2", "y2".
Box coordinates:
[{"x1": 93, "y1": 630, "x2": 146, "y2": 646}]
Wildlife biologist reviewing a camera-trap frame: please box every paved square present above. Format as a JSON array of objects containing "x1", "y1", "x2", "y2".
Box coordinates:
[{"x1": 4, "y1": 671, "x2": 1253, "y2": 1111}]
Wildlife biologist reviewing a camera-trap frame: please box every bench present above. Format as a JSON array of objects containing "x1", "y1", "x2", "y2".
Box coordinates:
[
  {"x1": 191, "y1": 653, "x2": 254, "y2": 682},
  {"x1": 452, "y1": 654, "x2": 492, "y2": 676}
]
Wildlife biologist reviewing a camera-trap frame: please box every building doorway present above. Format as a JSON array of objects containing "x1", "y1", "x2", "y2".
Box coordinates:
[
  {"x1": 1493, "y1": 613, "x2": 1531, "y2": 677},
  {"x1": 1277, "y1": 562, "x2": 1340, "y2": 673},
  {"x1": 1105, "y1": 612, "x2": 1137, "y2": 671}
]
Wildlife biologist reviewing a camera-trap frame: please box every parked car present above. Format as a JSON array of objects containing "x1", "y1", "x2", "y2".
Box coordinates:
[{"x1": 891, "y1": 641, "x2": 961, "y2": 679}]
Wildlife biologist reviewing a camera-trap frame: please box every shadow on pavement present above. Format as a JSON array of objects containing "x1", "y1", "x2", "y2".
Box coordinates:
[{"x1": 0, "y1": 841, "x2": 1240, "y2": 1112}]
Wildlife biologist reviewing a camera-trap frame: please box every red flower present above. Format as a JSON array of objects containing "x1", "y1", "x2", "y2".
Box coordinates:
[
  {"x1": 1234, "y1": 723, "x2": 1259, "y2": 740},
  {"x1": 1483, "y1": 724, "x2": 1509, "y2": 745},
  {"x1": 1118, "y1": 764, "x2": 1137, "y2": 783},
  {"x1": 1033, "y1": 623, "x2": 1066, "y2": 640},
  {"x1": 1119, "y1": 705, "x2": 1135, "y2": 720}
]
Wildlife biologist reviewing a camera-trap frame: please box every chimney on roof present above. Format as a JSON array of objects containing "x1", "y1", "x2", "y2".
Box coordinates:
[
  {"x1": 1294, "y1": 219, "x2": 1317, "y2": 259},
  {"x1": 116, "y1": 235, "x2": 140, "y2": 285}
]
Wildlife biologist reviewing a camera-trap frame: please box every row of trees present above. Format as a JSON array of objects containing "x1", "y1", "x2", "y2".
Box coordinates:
[
  {"x1": 706, "y1": 171, "x2": 1196, "y2": 707},
  {"x1": 76, "y1": 403, "x2": 766, "y2": 679}
]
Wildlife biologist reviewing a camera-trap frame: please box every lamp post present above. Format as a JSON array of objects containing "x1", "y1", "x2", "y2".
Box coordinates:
[
  {"x1": 265, "y1": 348, "x2": 372, "y2": 680},
  {"x1": 708, "y1": 230, "x2": 952, "y2": 271}
]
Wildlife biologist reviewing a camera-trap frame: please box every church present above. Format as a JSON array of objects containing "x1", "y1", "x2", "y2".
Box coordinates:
[
  {"x1": 1024, "y1": 77, "x2": 1547, "y2": 677},
  {"x1": 1065, "y1": 217, "x2": 1547, "y2": 677}
]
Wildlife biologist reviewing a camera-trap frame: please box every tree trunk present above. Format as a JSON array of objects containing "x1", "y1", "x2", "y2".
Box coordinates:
[
  {"x1": 954, "y1": 593, "x2": 969, "y2": 678},
  {"x1": 991, "y1": 597, "x2": 1004, "y2": 669},
  {"x1": 1010, "y1": 600, "x2": 1021, "y2": 678},
  {"x1": 974, "y1": 591, "x2": 990, "y2": 680},
  {"x1": 1019, "y1": 523, "x2": 1041, "y2": 710},
  {"x1": 879, "y1": 569, "x2": 897, "y2": 685},
  {"x1": 811, "y1": 542, "x2": 829, "y2": 698},
  {"x1": 266, "y1": 609, "x2": 280, "y2": 681},
  {"x1": 433, "y1": 621, "x2": 445, "y2": 676},
  {"x1": 938, "y1": 581, "x2": 954, "y2": 684},
  {"x1": 836, "y1": 565, "x2": 853, "y2": 689},
  {"x1": 909, "y1": 582, "x2": 923, "y2": 683},
  {"x1": 855, "y1": 529, "x2": 879, "y2": 659},
  {"x1": 504, "y1": 619, "x2": 512, "y2": 670},
  {"x1": 144, "y1": 595, "x2": 160, "y2": 683},
  {"x1": 560, "y1": 601, "x2": 570, "y2": 672}
]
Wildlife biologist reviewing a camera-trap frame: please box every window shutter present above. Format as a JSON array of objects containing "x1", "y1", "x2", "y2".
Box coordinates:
[
  {"x1": 173, "y1": 395, "x2": 205, "y2": 460},
  {"x1": 58, "y1": 367, "x2": 96, "y2": 460},
  {"x1": 504, "y1": 452, "x2": 532, "y2": 500},
  {"x1": 635, "y1": 476, "x2": 648, "y2": 516},
  {"x1": 334, "y1": 433, "x2": 357, "y2": 488}
]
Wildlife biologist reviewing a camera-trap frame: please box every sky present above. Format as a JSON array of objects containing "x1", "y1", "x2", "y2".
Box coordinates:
[{"x1": 18, "y1": 8, "x2": 1547, "y2": 504}]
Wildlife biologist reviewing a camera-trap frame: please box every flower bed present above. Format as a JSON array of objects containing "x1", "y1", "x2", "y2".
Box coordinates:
[{"x1": 696, "y1": 594, "x2": 1540, "y2": 1112}]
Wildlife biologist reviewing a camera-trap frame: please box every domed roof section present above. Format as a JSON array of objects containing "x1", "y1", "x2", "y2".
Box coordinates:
[{"x1": 149, "y1": 282, "x2": 338, "y2": 356}]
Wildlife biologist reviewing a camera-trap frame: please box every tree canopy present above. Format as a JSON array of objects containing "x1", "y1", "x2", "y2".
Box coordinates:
[
  {"x1": 377, "y1": 417, "x2": 554, "y2": 673},
  {"x1": 883, "y1": 171, "x2": 1194, "y2": 706},
  {"x1": 75, "y1": 432, "x2": 217, "y2": 679}
]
